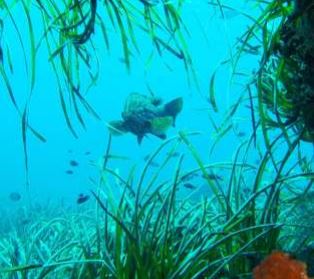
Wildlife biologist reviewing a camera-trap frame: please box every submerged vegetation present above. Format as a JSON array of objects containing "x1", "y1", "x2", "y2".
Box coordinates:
[
  {"x1": 1, "y1": 132, "x2": 313, "y2": 278},
  {"x1": 1, "y1": 0, "x2": 314, "y2": 278},
  {"x1": 255, "y1": 0, "x2": 314, "y2": 143},
  {"x1": 234, "y1": 0, "x2": 314, "y2": 144}
]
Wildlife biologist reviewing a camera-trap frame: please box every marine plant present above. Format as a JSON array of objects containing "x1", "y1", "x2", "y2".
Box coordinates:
[
  {"x1": 1, "y1": 132, "x2": 313, "y2": 278},
  {"x1": 209, "y1": 0, "x2": 314, "y2": 254},
  {"x1": 255, "y1": 0, "x2": 314, "y2": 143},
  {"x1": 211, "y1": 0, "x2": 314, "y2": 146},
  {"x1": 1, "y1": 0, "x2": 313, "y2": 278}
]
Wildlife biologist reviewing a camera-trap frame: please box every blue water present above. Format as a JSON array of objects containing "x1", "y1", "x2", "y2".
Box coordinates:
[{"x1": 0, "y1": 1, "x2": 273, "y2": 207}]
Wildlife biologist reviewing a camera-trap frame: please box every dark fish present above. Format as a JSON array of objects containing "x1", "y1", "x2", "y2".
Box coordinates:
[
  {"x1": 237, "y1": 38, "x2": 261, "y2": 55},
  {"x1": 166, "y1": 151, "x2": 180, "y2": 158},
  {"x1": 143, "y1": 155, "x2": 160, "y2": 167},
  {"x1": 242, "y1": 187, "x2": 251, "y2": 195},
  {"x1": 242, "y1": 46, "x2": 261, "y2": 55},
  {"x1": 254, "y1": 159, "x2": 261, "y2": 165},
  {"x1": 68, "y1": 149, "x2": 73, "y2": 153},
  {"x1": 77, "y1": 194, "x2": 90, "y2": 204},
  {"x1": 148, "y1": 161, "x2": 160, "y2": 168},
  {"x1": 85, "y1": 151, "x2": 91, "y2": 155},
  {"x1": 65, "y1": 170, "x2": 74, "y2": 175},
  {"x1": 108, "y1": 93, "x2": 183, "y2": 144},
  {"x1": 236, "y1": 131, "x2": 246, "y2": 138},
  {"x1": 181, "y1": 172, "x2": 199, "y2": 181},
  {"x1": 202, "y1": 173, "x2": 223, "y2": 181},
  {"x1": 69, "y1": 160, "x2": 79, "y2": 167},
  {"x1": 219, "y1": 10, "x2": 240, "y2": 19},
  {"x1": 183, "y1": 183, "x2": 197, "y2": 190},
  {"x1": 143, "y1": 155, "x2": 150, "y2": 161},
  {"x1": 104, "y1": 154, "x2": 129, "y2": 160},
  {"x1": 9, "y1": 192, "x2": 21, "y2": 202},
  {"x1": 118, "y1": 57, "x2": 127, "y2": 64},
  {"x1": 20, "y1": 218, "x2": 31, "y2": 226}
]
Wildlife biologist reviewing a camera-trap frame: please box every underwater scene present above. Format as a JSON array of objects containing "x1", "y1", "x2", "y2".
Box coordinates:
[{"x1": 0, "y1": 0, "x2": 313, "y2": 278}]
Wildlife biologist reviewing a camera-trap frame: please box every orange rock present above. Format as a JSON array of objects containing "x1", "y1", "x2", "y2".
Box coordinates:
[{"x1": 253, "y1": 251, "x2": 309, "y2": 279}]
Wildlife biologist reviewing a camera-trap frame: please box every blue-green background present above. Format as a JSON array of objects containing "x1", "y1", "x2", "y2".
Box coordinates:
[{"x1": 1, "y1": 0, "x2": 261, "y2": 206}]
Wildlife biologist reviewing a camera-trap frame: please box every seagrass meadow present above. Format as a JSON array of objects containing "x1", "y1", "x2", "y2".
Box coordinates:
[{"x1": 0, "y1": 0, "x2": 313, "y2": 278}]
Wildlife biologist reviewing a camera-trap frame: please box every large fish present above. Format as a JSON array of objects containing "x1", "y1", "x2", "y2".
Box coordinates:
[{"x1": 108, "y1": 93, "x2": 183, "y2": 144}]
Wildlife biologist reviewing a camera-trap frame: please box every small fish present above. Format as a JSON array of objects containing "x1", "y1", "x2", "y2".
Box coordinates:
[
  {"x1": 85, "y1": 151, "x2": 91, "y2": 155},
  {"x1": 166, "y1": 151, "x2": 180, "y2": 158},
  {"x1": 118, "y1": 57, "x2": 126, "y2": 64},
  {"x1": 242, "y1": 187, "x2": 251, "y2": 195},
  {"x1": 242, "y1": 46, "x2": 261, "y2": 55},
  {"x1": 236, "y1": 131, "x2": 246, "y2": 138},
  {"x1": 69, "y1": 160, "x2": 79, "y2": 167},
  {"x1": 183, "y1": 183, "x2": 197, "y2": 190},
  {"x1": 9, "y1": 192, "x2": 21, "y2": 202},
  {"x1": 104, "y1": 154, "x2": 130, "y2": 160},
  {"x1": 219, "y1": 9, "x2": 241, "y2": 20},
  {"x1": 65, "y1": 170, "x2": 74, "y2": 175},
  {"x1": 148, "y1": 161, "x2": 160, "y2": 168},
  {"x1": 68, "y1": 149, "x2": 73, "y2": 153},
  {"x1": 236, "y1": 38, "x2": 261, "y2": 55},
  {"x1": 143, "y1": 155, "x2": 160, "y2": 167},
  {"x1": 19, "y1": 218, "x2": 31, "y2": 226},
  {"x1": 77, "y1": 194, "x2": 90, "y2": 204},
  {"x1": 254, "y1": 159, "x2": 261, "y2": 165},
  {"x1": 202, "y1": 173, "x2": 223, "y2": 181},
  {"x1": 143, "y1": 155, "x2": 150, "y2": 161},
  {"x1": 181, "y1": 172, "x2": 199, "y2": 181}
]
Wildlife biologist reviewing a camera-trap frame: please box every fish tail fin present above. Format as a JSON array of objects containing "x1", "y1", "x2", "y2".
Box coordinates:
[{"x1": 163, "y1": 97, "x2": 183, "y2": 126}]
